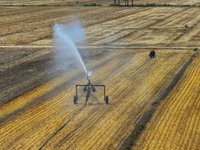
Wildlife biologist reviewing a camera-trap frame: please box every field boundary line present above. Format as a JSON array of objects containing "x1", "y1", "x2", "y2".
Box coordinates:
[
  {"x1": 0, "y1": 45, "x2": 199, "y2": 50},
  {"x1": 119, "y1": 52, "x2": 197, "y2": 150}
]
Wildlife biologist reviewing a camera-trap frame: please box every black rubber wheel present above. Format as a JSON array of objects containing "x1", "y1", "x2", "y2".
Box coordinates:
[
  {"x1": 83, "y1": 87, "x2": 87, "y2": 92},
  {"x1": 74, "y1": 95, "x2": 78, "y2": 104},
  {"x1": 105, "y1": 96, "x2": 109, "y2": 104}
]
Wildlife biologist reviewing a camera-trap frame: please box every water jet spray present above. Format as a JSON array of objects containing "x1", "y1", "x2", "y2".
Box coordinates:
[
  {"x1": 53, "y1": 22, "x2": 89, "y2": 75},
  {"x1": 53, "y1": 22, "x2": 108, "y2": 105}
]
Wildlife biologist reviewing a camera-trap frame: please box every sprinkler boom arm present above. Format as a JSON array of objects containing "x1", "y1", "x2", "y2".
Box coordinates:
[
  {"x1": 75, "y1": 84, "x2": 106, "y2": 100},
  {"x1": 74, "y1": 79, "x2": 108, "y2": 105}
]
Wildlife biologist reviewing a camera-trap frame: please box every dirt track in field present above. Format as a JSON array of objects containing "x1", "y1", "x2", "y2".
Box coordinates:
[{"x1": 133, "y1": 53, "x2": 200, "y2": 150}]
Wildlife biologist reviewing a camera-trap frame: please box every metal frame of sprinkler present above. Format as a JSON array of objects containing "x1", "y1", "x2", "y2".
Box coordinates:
[{"x1": 74, "y1": 76, "x2": 109, "y2": 105}]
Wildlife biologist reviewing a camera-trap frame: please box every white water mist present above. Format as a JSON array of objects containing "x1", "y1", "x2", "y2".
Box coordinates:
[{"x1": 53, "y1": 22, "x2": 92, "y2": 77}]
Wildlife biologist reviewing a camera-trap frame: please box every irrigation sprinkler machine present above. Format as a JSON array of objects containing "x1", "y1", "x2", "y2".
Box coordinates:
[{"x1": 74, "y1": 74, "x2": 109, "y2": 105}]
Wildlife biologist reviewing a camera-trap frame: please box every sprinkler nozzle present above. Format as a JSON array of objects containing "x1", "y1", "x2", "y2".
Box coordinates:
[{"x1": 87, "y1": 75, "x2": 90, "y2": 82}]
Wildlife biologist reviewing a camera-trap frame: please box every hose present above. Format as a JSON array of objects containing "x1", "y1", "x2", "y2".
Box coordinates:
[{"x1": 38, "y1": 103, "x2": 86, "y2": 150}]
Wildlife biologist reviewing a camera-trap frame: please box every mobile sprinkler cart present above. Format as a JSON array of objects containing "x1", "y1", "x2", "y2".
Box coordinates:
[{"x1": 74, "y1": 76, "x2": 109, "y2": 105}]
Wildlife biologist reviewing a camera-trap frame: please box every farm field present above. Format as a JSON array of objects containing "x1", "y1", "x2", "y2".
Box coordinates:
[
  {"x1": 1, "y1": 3, "x2": 200, "y2": 150},
  {"x1": 0, "y1": 48, "x2": 194, "y2": 149},
  {"x1": 1, "y1": 6, "x2": 200, "y2": 47},
  {"x1": 133, "y1": 54, "x2": 200, "y2": 150}
]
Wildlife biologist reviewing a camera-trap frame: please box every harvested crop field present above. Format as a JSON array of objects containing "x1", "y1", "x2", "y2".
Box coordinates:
[
  {"x1": 1, "y1": 2, "x2": 200, "y2": 150},
  {"x1": 133, "y1": 54, "x2": 200, "y2": 150},
  {"x1": 0, "y1": 48, "x2": 194, "y2": 149},
  {"x1": 1, "y1": 6, "x2": 200, "y2": 47}
]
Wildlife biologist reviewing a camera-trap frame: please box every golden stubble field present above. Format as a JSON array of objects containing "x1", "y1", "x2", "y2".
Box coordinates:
[
  {"x1": 1, "y1": 6, "x2": 200, "y2": 47},
  {"x1": 1, "y1": 3, "x2": 200, "y2": 150},
  {"x1": 0, "y1": 49, "x2": 194, "y2": 149},
  {"x1": 133, "y1": 54, "x2": 200, "y2": 150}
]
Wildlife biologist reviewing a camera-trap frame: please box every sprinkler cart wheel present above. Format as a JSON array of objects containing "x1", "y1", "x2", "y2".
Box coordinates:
[
  {"x1": 105, "y1": 96, "x2": 109, "y2": 104},
  {"x1": 74, "y1": 95, "x2": 78, "y2": 104},
  {"x1": 83, "y1": 87, "x2": 87, "y2": 92},
  {"x1": 92, "y1": 88, "x2": 96, "y2": 92}
]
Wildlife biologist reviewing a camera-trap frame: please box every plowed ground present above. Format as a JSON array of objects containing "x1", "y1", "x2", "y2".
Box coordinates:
[
  {"x1": 132, "y1": 53, "x2": 200, "y2": 150},
  {"x1": 0, "y1": 49, "x2": 193, "y2": 149}
]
